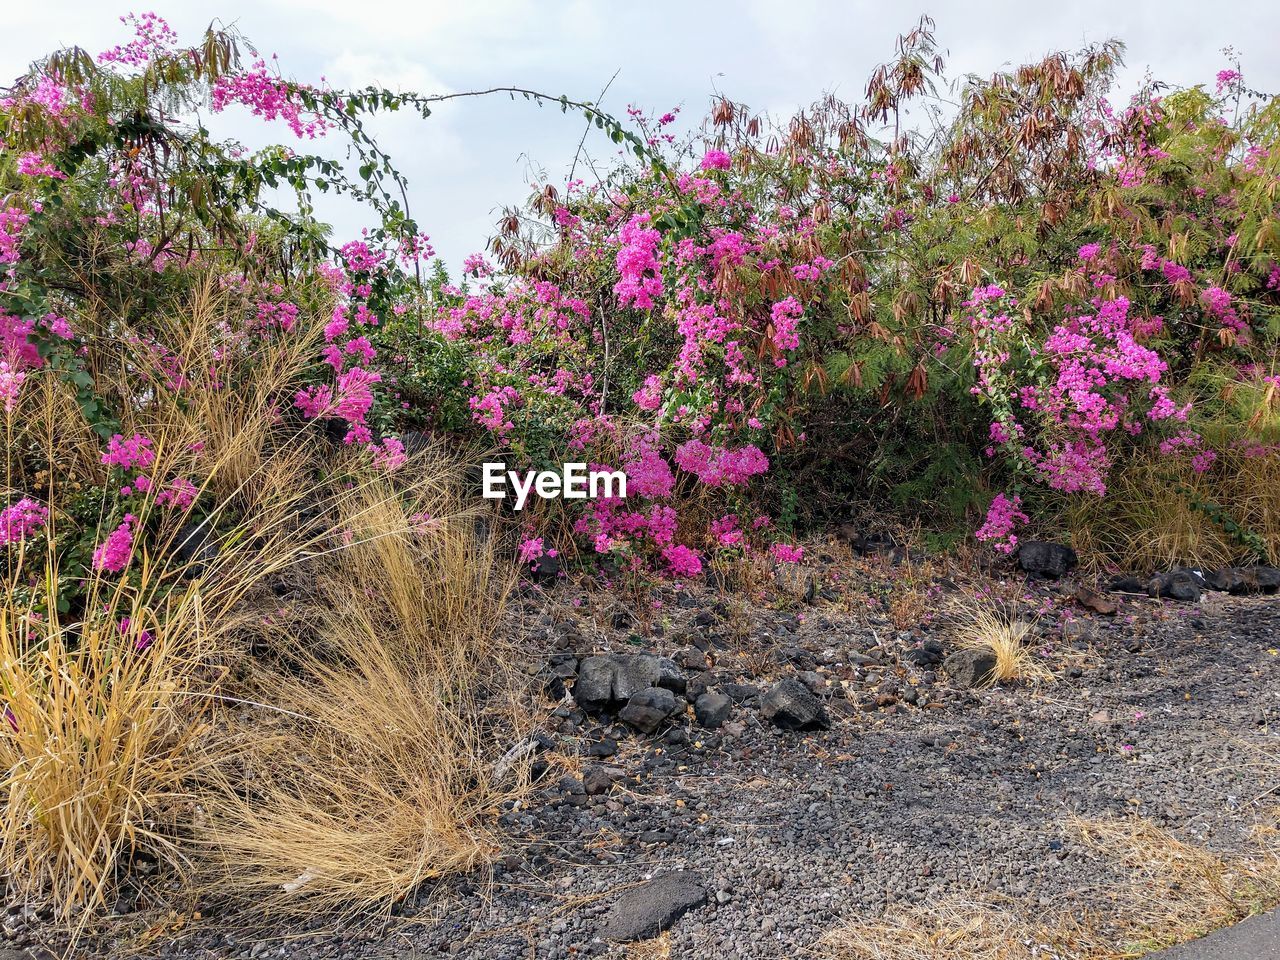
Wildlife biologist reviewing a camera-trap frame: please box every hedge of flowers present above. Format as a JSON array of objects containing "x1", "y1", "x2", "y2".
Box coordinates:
[{"x1": 3, "y1": 13, "x2": 1279, "y2": 586}]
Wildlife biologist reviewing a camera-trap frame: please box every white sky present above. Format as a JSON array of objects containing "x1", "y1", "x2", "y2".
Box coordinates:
[{"x1": 4, "y1": 1, "x2": 1278, "y2": 270}]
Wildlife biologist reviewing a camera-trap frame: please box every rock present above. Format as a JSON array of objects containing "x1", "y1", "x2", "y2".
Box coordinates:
[
  {"x1": 943, "y1": 648, "x2": 997, "y2": 688},
  {"x1": 1074, "y1": 585, "x2": 1118, "y2": 615},
  {"x1": 574, "y1": 656, "x2": 617, "y2": 711},
  {"x1": 1147, "y1": 569, "x2": 1202, "y2": 603},
  {"x1": 599, "y1": 872, "x2": 708, "y2": 942},
  {"x1": 903, "y1": 638, "x2": 945, "y2": 667},
  {"x1": 530, "y1": 552, "x2": 561, "y2": 582},
  {"x1": 542, "y1": 655, "x2": 579, "y2": 698},
  {"x1": 619, "y1": 687, "x2": 677, "y2": 733},
  {"x1": 1107, "y1": 575, "x2": 1147, "y2": 594},
  {"x1": 694, "y1": 692, "x2": 732, "y2": 729},
  {"x1": 721, "y1": 682, "x2": 760, "y2": 703},
  {"x1": 841, "y1": 527, "x2": 897, "y2": 557},
  {"x1": 674, "y1": 648, "x2": 708, "y2": 671},
  {"x1": 173, "y1": 519, "x2": 219, "y2": 575},
  {"x1": 614, "y1": 654, "x2": 685, "y2": 699},
  {"x1": 574, "y1": 653, "x2": 686, "y2": 711},
  {"x1": 582, "y1": 765, "x2": 620, "y2": 796},
  {"x1": 1205, "y1": 566, "x2": 1280, "y2": 595},
  {"x1": 1017, "y1": 542, "x2": 1078, "y2": 579},
  {"x1": 760, "y1": 678, "x2": 830, "y2": 731},
  {"x1": 1245, "y1": 567, "x2": 1280, "y2": 595}
]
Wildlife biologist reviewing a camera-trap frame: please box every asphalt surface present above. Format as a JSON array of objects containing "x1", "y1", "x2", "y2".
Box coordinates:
[{"x1": 1148, "y1": 910, "x2": 1280, "y2": 959}]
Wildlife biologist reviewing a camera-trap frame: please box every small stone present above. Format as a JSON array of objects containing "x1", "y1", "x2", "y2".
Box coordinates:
[
  {"x1": 599, "y1": 872, "x2": 707, "y2": 942},
  {"x1": 1074, "y1": 585, "x2": 1118, "y2": 615},
  {"x1": 619, "y1": 687, "x2": 677, "y2": 734},
  {"x1": 582, "y1": 766, "x2": 619, "y2": 796},
  {"x1": 942, "y1": 648, "x2": 997, "y2": 688},
  {"x1": 760, "y1": 678, "x2": 830, "y2": 731},
  {"x1": 694, "y1": 692, "x2": 732, "y2": 729}
]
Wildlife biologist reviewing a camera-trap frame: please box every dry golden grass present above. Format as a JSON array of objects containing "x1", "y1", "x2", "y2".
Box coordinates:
[
  {"x1": 194, "y1": 469, "x2": 521, "y2": 917},
  {"x1": 1, "y1": 277, "x2": 520, "y2": 926},
  {"x1": 626, "y1": 932, "x2": 672, "y2": 959},
  {"x1": 0, "y1": 422, "x2": 364, "y2": 925},
  {"x1": 1066, "y1": 447, "x2": 1280, "y2": 572},
  {"x1": 954, "y1": 606, "x2": 1054, "y2": 685},
  {"x1": 819, "y1": 814, "x2": 1280, "y2": 960},
  {"x1": 0, "y1": 580, "x2": 207, "y2": 920}
]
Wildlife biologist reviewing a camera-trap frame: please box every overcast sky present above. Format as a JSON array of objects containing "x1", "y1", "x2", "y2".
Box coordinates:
[{"x1": 4, "y1": 1, "x2": 1278, "y2": 270}]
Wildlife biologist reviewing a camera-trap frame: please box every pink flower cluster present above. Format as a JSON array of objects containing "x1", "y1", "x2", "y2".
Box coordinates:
[
  {"x1": 613, "y1": 213, "x2": 663, "y2": 310},
  {"x1": 102, "y1": 433, "x2": 155, "y2": 472},
  {"x1": 210, "y1": 59, "x2": 331, "y2": 140},
  {"x1": 0, "y1": 498, "x2": 49, "y2": 546},
  {"x1": 975, "y1": 493, "x2": 1029, "y2": 553},
  {"x1": 674, "y1": 440, "x2": 769, "y2": 486},
  {"x1": 93, "y1": 514, "x2": 136, "y2": 573}
]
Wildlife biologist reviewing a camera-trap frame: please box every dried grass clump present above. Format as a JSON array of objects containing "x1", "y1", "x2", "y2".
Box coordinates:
[
  {"x1": 819, "y1": 814, "x2": 1280, "y2": 960},
  {"x1": 2, "y1": 277, "x2": 520, "y2": 924},
  {"x1": 0, "y1": 583, "x2": 207, "y2": 920},
  {"x1": 1066, "y1": 445, "x2": 1280, "y2": 572},
  {"x1": 195, "y1": 471, "x2": 520, "y2": 916},
  {"x1": 954, "y1": 606, "x2": 1054, "y2": 685},
  {"x1": 0, "y1": 398, "x2": 329, "y2": 923}
]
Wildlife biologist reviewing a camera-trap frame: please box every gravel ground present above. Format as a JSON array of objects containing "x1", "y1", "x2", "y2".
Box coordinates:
[{"x1": 9, "y1": 554, "x2": 1280, "y2": 960}]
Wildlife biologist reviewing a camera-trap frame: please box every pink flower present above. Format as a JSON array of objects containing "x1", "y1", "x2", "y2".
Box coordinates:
[
  {"x1": 93, "y1": 515, "x2": 136, "y2": 573},
  {"x1": 632, "y1": 375, "x2": 664, "y2": 411},
  {"x1": 613, "y1": 213, "x2": 664, "y2": 310},
  {"x1": 369, "y1": 436, "x2": 407, "y2": 471},
  {"x1": 975, "y1": 493, "x2": 1028, "y2": 554},
  {"x1": 518, "y1": 537, "x2": 545, "y2": 565},
  {"x1": 771, "y1": 543, "x2": 805, "y2": 563},
  {"x1": 102, "y1": 434, "x2": 155, "y2": 472},
  {"x1": 700, "y1": 149, "x2": 732, "y2": 171},
  {"x1": 770, "y1": 297, "x2": 804, "y2": 352},
  {"x1": 155, "y1": 477, "x2": 198, "y2": 511},
  {"x1": 0, "y1": 360, "x2": 26, "y2": 413},
  {"x1": 210, "y1": 58, "x2": 331, "y2": 140},
  {"x1": 662, "y1": 544, "x2": 702, "y2": 577},
  {"x1": 0, "y1": 498, "x2": 49, "y2": 545}
]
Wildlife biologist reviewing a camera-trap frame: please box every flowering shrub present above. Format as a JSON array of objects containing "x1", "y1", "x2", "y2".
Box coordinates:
[
  {"x1": 2, "y1": 11, "x2": 1278, "y2": 580},
  {"x1": 402, "y1": 22, "x2": 1280, "y2": 563}
]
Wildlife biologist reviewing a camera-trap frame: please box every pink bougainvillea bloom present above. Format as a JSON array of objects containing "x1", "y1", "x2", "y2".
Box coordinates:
[
  {"x1": 0, "y1": 498, "x2": 49, "y2": 546},
  {"x1": 662, "y1": 544, "x2": 703, "y2": 577},
  {"x1": 93, "y1": 514, "x2": 136, "y2": 573},
  {"x1": 975, "y1": 493, "x2": 1028, "y2": 554},
  {"x1": 771, "y1": 543, "x2": 805, "y2": 563},
  {"x1": 369, "y1": 436, "x2": 407, "y2": 471},
  {"x1": 700, "y1": 149, "x2": 732, "y2": 171},
  {"x1": 101, "y1": 433, "x2": 155, "y2": 472},
  {"x1": 518, "y1": 537, "x2": 546, "y2": 565}
]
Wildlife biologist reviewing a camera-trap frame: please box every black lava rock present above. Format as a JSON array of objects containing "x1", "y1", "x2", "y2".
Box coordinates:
[
  {"x1": 760, "y1": 678, "x2": 830, "y2": 731},
  {"x1": 1205, "y1": 566, "x2": 1280, "y2": 595},
  {"x1": 618, "y1": 687, "x2": 678, "y2": 734},
  {"x1": 1147, "y1": 569, "x2": 1202, "y2": 603},
  {"x1": 943, "y1": 648, "x2": 998, "y2": 688},
  {"x1": 1107, "y1": 575, "x2": 1147, "y2": 594},
  {"x1": 1017, "y1": 542, "x2": 1078, "y2": 579},
  {"x1": 599, "y1": 872, "x2": 708, "y2": 941},
  {"x1": 582, "y1": 765, "x2": 619, "y2": 796},
  {"x1": 574, "y1": 653, "x2": 686, "y2": 711},
  {"x1": 694, "y1": 692, "x2": 732, "y2": 729}
]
